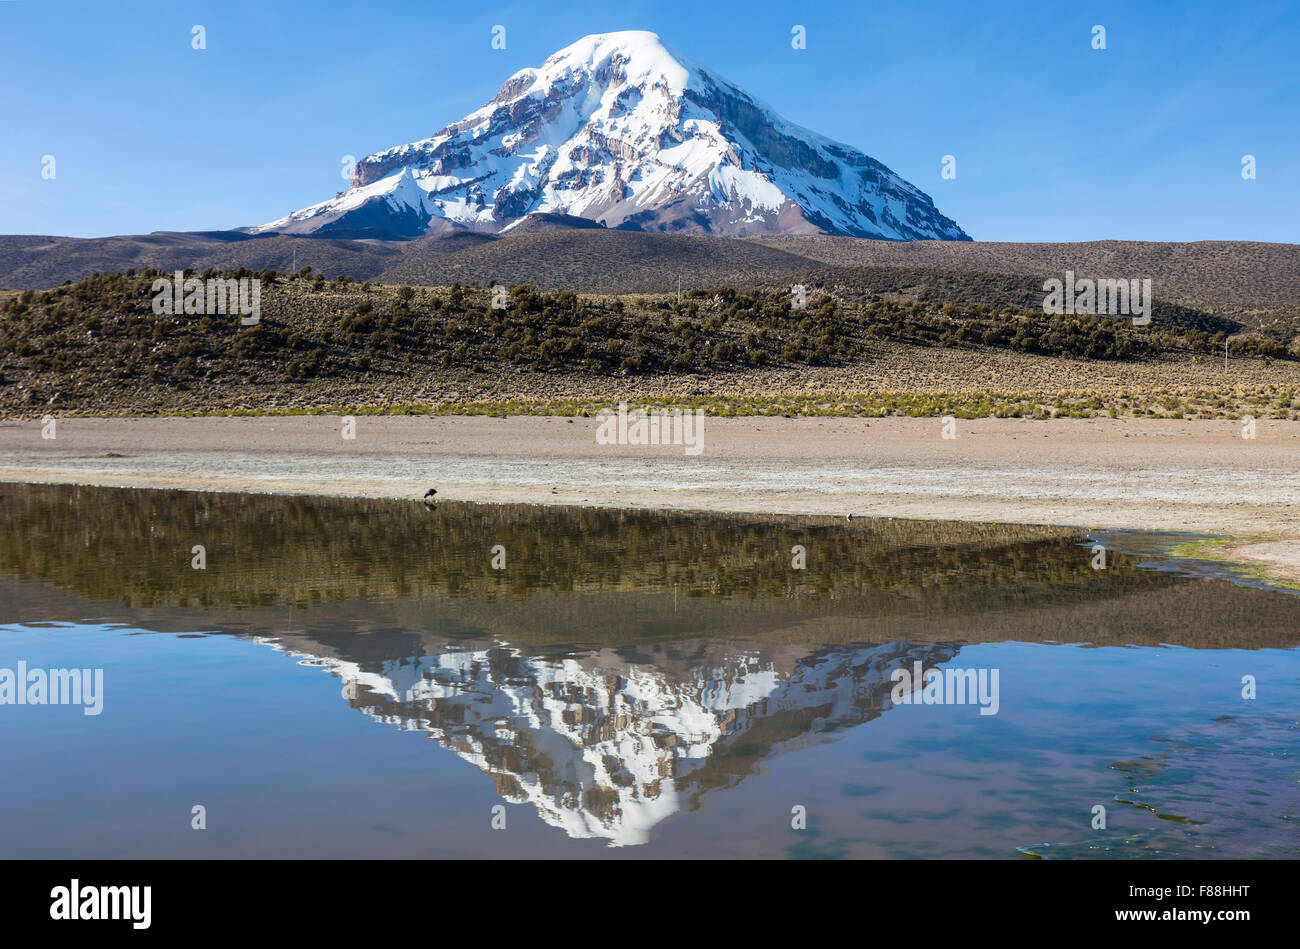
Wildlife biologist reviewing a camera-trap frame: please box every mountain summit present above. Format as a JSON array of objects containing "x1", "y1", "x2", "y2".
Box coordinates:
[{"x1": 254, "y1": 31, "x2": 969, "y2": 241}]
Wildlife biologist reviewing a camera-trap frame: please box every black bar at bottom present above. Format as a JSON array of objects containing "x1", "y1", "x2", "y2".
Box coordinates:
[{"x1": 1, "y1": 858, "x2": 1284, "y2": 935}]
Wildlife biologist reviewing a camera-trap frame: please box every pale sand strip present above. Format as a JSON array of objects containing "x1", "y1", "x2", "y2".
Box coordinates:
[{"x1": 1, "y1": 415, "x2": 1297, "y2": 577}]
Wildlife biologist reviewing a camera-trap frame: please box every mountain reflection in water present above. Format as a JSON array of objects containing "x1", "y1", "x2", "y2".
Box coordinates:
[
  {"x1": 281, "y1": 637, "x2": 958, "y2": 846},
  {"x1": 1, "y1": 483, "x2": 1296, "y2": 858}
]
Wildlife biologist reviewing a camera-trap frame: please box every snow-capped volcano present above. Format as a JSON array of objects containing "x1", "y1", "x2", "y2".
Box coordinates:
[{"x1": 254, "y1": 30, "x2": 968, "y2": 241}]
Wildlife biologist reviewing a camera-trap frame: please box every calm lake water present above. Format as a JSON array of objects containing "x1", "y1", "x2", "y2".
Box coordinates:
[{"x1": 0, "y1": 483, "x2": 1296, "y2": 858}]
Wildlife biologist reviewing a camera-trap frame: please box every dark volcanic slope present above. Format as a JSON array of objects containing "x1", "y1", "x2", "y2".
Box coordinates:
[
  {"x1": 2, "y1": 231, "x2": 1297, "y2": 331},
  {"x1": 749, "y1": 236, "x2": 1300, "y2": 319},
  {"x1": 501, "y1": 212, "x2": 608, "y2": 234},
  {"x1": 378, "y1": 230, "x2": 823, "y2": 293},
  {"x1": 0, "y1": 234, "x2": 59, "y2": 268},
  {"x1": 0, "y1": 228, "x2": 820, "y2": 294},
  {"x1": 0, "y1": 231, "x2": 409, "y2": 287}
]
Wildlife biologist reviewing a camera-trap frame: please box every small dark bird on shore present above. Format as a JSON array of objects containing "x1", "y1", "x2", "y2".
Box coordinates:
[{"x1": 423, "y1": 488, "x2": 437, "y2": 499}]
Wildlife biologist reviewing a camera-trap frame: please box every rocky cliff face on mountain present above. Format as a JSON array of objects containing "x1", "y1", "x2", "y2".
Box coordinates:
[{"x1": 253, "y1": 31, "x2": 969, "y2": 242}]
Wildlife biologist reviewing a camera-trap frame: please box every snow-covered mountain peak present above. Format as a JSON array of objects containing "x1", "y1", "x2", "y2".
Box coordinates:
[
  {"x1": 252, "y1": 31, "x2": 969, "y2": 241},
  {"x1": 538, "y1": 30, "x2": 694, "y2": 93}
]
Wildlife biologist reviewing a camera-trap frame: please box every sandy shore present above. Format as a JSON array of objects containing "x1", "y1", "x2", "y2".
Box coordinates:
[{"x1": 2, "y1": 414, "x2": 1297, "y2": 575}]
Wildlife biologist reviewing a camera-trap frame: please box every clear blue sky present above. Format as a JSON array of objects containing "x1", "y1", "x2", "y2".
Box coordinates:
[{"x1": 2, "y1": 0, "x2": 1296, "y2": 242}]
